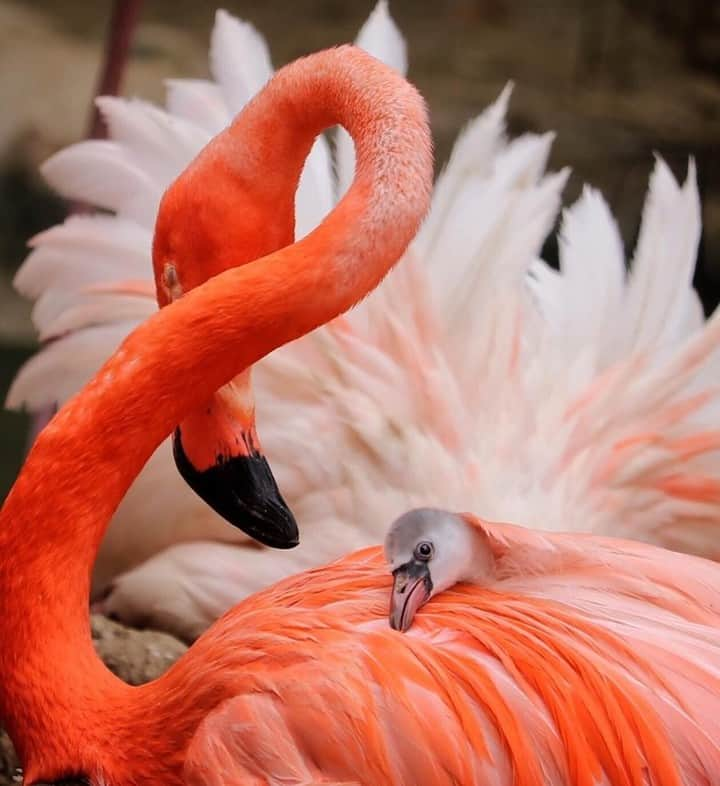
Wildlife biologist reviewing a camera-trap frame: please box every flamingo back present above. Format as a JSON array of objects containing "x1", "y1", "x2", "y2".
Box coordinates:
[{"x1": 179, "y1": 526, "x2": 720, "y2": 786}]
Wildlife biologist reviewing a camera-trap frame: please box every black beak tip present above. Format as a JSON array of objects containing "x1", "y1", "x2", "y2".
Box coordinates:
[
  {"x1": 246, "y1": 502, "x2": 299, "y2": 550},
  {"x1": 173, "y1": 429, "x2": 300, "y2": 550}
]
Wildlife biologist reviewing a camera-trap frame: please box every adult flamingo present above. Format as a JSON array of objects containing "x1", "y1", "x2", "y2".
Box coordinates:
[
  {"x1": 9, "y1": 4, "x2": 720, "y2": 640},
  {"x1": 3, "y1": 44, "x2": 720, "y2": 786}
]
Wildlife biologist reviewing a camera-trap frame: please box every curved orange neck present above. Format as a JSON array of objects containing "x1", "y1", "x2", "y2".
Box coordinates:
[{"x1": 0, "y1": 46, "x2": 431, "y2": 779}]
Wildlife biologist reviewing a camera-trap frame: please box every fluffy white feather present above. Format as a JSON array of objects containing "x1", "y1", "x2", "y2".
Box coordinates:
[
  {"x1": 296, "y1": 136, "x2": 335, "y2": 240},
  {"x1": 164, "y1": 78, "x2": 231, "y2": 135},
  {"x1": 37, "y1": 292, "x2": 155, "y2": 341},
  {"x1": 95, "y1": 96, "x2": 212, "y2": 184},
  {"x1": 10, "y1": 5, "x2": 720, "y2": 640},
  {"x1": 41, "y1": 140, "x2": 160, "y2": 226},
  {"x1": 7, "y1": 322, "x2": 139, "y2": 409},
  {"x1": 209, "y1": 10, "x2": 273, "y2": 115},
  {"x1": 15, "y1": 215, "x2": 151, "y2": 299},
  {"x1": 414, "y1": 83, "x2": 512, "y2": 262},
  {"x1": 550, "y1": 185, "x2": 626, "y2": 358},
  {"x1": 622, "y1": 158, "x2": 703, "y2": 353}
]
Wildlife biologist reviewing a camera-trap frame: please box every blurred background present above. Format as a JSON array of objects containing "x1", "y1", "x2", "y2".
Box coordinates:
[{"x1": 0, "y1": 0, "x2": 719, "y2": 498}]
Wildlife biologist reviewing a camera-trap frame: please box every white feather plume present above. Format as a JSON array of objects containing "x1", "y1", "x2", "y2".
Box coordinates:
[{"x1": 8, "y1": 7, "x2": 720, "y2": 641}]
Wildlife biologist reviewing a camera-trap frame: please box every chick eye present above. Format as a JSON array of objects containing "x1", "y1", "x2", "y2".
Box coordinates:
[{"x1": 414, "y1": 541, "x2": 434, "y2": 561}]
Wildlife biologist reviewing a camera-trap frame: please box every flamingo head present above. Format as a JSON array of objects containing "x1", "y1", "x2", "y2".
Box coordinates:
[
  {"x1": 384, "y1": 508, "x2": 495, "y2": 632},
  {"x1": 149, "y1": 151, "x2": 300, "y2": 550},
  {"x1": 171, "y1": 369, "x2": 298, "y2": 550}
]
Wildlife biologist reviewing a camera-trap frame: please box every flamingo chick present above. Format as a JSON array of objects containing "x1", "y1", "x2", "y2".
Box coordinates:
[{"x1": 384, "y1": 507, "x2": 495, "y2": 631}]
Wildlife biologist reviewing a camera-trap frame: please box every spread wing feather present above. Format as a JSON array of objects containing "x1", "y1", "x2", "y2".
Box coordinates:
[{"x1": 8, "y1": 5, "x2": 720, "y2": 639}]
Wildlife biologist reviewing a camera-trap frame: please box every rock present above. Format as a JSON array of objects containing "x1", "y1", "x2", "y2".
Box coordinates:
[
  {"x1": 89, "y1": 614, "x2": 188, "y2": 685},
  {"x1": 0, "y1": 732, "x2": 21, "y2": 786},
  {"x1": 0, "y1": 616, "x2": 187, "y2": 783}
]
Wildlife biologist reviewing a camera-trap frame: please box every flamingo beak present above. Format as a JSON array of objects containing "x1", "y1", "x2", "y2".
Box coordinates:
[
  {"x1": 389, "y1": 560, "x2": 433, "y2": 632},
  {"x1": 172, "y1": 372, "x2": 299, "y2": 549}
]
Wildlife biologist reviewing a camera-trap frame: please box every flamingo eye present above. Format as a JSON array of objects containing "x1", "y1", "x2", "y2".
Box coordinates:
[
  {"x1": 163, "y1": 262, "x2": 183, "y2": 301},
  {"x1": 414, "y1": 541, "x2": 434, "y2": 561}
]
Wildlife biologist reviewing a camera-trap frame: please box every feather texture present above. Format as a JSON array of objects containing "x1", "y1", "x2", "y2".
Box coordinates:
[
  {"x1": 9, "y1": 5, "x2": 720, "y2": 640},
  {"x1": 335, "y1": 0, "x2": 408, "y2": 200},
  {"x1": 164, "y1": 78, "x2": 230, "y2": 136},
  {"x1": 6, "y1": 322, "x2": 139, "y2": 410},
  {"x1": 15, "y1": 215, "x2": 151, "y2": 299},
  {"x1": 41, "y1": 140, "x2": 161, "y2": 226},
  {"x1": 182, "y1": 530, "x2": 720, "y2": 785},
  {"x1": 209, "y1": 10, "x2": 274, "y2": 115}
]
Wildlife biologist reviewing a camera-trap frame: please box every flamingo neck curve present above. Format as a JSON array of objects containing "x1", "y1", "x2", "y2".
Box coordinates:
[{"x1": 0, "y1": 45, "x2": 432, "y2": 782}]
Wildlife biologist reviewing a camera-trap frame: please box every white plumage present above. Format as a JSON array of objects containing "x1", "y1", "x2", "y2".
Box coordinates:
[{"x1": 7, "y1": 3, "x2": 720, "y2": 640}]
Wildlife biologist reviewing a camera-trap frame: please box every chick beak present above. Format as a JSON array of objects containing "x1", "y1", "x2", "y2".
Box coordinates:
[{"x1": 389, "y1": 560, "x2": 433, "y2": 632}]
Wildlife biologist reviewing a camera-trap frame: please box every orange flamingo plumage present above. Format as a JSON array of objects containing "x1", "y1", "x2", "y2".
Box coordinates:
[
  {"x1": 3, "y1": 44, "x2": 720, "y2": 786},
  {"x1": 10, "y1": 6, "x2": 720, "y2": 644}
]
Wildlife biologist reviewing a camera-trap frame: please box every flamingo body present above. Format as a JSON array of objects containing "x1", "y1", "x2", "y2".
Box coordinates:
[
  {"x1": 14, "y1": 537, "x2": 720, "y2": 785},
  {"x1": 7, "y1": 533, "x2": 720, "y2": 785},
  {"x1": 7, "y1": 4, "x2": 720, "y2": 640},
  {"x1": 181, "y1": 532, "x2": 720, "y2": 786},
  {"x1": 2, "y1": 40, "x2": 720, "y2": 786}
]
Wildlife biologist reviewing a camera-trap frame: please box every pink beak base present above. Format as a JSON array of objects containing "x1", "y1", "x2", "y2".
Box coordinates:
[{"x1": 389, "y1": 564, "x2": 432, "y2": 632}]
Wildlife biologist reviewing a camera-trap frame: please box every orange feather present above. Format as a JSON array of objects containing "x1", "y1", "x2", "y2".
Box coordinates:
[{"x1": 1, "y1": 43, "x2": 720, "y2": 786}]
